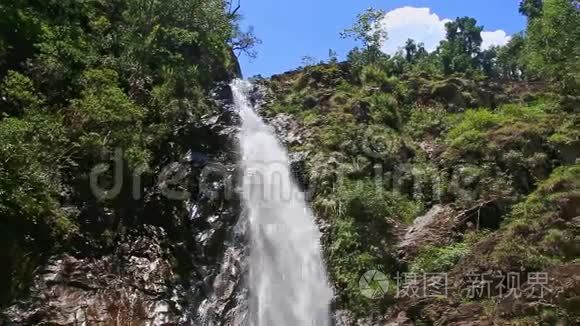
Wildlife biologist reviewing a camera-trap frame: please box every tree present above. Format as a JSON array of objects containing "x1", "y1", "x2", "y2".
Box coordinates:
[
  {"x1": 519, "y1": 0, "x2": 544, "y2": 19},
  {"x1": 524, "y1": 0, "x2": 579, "y2": 92},
  {"x1": 437, "y1": 17, "x2": 484, "y2": 75},
  {"x1": 496, "y1": 34, "x2": 526, "y2": 80},
  {"x1": 301, "y1": 56, "x2": 318, "y2": 67},
  {"x1": 328, "y1": 49, "x2": 339, "y2": 64},
  {"x1": 403, "y1": 39, "x2": 427, "y2": 63},
  {"x1": 0, "y1": 0, "x2": 254, "y2": 305},
  {"x1": 341, "y1": 8, "x2": 387, "y2": 64},
  {"x1": 231, "y1": 25, "x2": 261, "y2": 59},
  {"x1": 479, "y1": 47, "x2": 499, "y2": 78}
]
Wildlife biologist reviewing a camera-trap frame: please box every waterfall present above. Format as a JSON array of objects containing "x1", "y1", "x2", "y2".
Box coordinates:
[{"x1": 232, "y1": 79, "x2": 332, "y2": 326}]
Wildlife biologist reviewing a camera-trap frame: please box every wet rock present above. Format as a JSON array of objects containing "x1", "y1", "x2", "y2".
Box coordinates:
[
  {"x1": 267, "y1": 113, "x2": 306, "y2": 146},
  {"x1": 1, "y1": 226, "x2": 186, "y2": 325},
  {"x1": 2, "y1": 80, "x2": 247, "y2": 326},
  {"x1": 196, "y1": 235, "x2": 248, "y2": 326},
  {"x1": 290, "y1": 151, "x2": 309, "y2": 189},
  {"x1": 332, "y1": 310, "x2": 377, "y2": 326},
  {"x1": 333, "y1": 310, "x2": 355, "y2": 325}
]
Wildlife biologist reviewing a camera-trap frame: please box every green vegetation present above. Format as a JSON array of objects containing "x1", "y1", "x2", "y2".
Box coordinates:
[
  {"x1": 410, "y1": 242, "x2": 470, "y2": 273},
  {"x1": 524, "y1": 0, "x2": 579, "y2": 92},
  {"x1": 321, "y1": 179, "x2": 420, "y2": 313},
  {"x1": 0, "y1": 0, "x2": 256, "y2": 306},
  {"x1": 0, "y1": 0, "x2": 578, "y2": 323},
  {"x1": 262, "y1": 0, "x2": 578, "y2": 319},
  {"x1": 409, "y1": 231, "x2": 489, "y2": 273},
  {"x1": 492, "y1": 165, "x2": 580, "y2": 270}
]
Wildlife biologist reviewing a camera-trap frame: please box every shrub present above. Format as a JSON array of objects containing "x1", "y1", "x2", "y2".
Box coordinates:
[
  {"x1": 69, "y1": 69, "x2": 149, "y2": 169},
  {"x1": 369, "y1": 93, "x2": 401, "y2": 129},
  {"x1": 446, "y1": 109, "x2": 501, "y2": 146},
  {"x1": 335, "y1": 178, "x2": 422, "y2": 224},
  {"x1": 491, "y1": 165, "x2": 580, "y2": 270},
  {"x1": 404, "y1": 106, "x2": 449, "y2": 140},
  {"x1": 410, "y1": 242, "x2": 470, "y2": 273},
  {"x1": 318, "y1": 111, "x2": 359, "y2": 150},
  {"x1": 549, "y1": 118, "x2": 580, "y2": 147},
  {"x1": 323, "y1": 178, "x2": 421, "y2": 315},
  {"x1": 431, "y1": 80, "x2": 462, "y2": 103},
  {"x1": 0, "y1": 113, "x2": 73, "y2": 234},
  {"x1": 0, "y1": 71, "x2": 44, "y2": 116},
  {"x1": 361, "y1": 65, "x2": 399, "y2": 91}
]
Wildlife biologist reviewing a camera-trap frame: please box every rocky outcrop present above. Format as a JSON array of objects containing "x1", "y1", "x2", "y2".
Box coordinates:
[
  {"x1": 398, "y1": 200, "x2": 506, "y2": 263},
  {"x1": 267, "y1": 113, "x2": 309, "y2": 147},
  {"x1": 2, "y1": 226, "x2": 186, "y2": 325}
]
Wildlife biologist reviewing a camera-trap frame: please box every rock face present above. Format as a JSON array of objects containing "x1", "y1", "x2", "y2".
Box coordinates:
[
  {"x1": 2, "y1": 226, "x2": 186, "y2": 325},
  {"x1": 398, "y1": 205, "x2": 456, "y2": 262},
  {"x1": 267, "y1": 113, "x2": 307, "y2": 147},
  {"x1": 1, "y1": 87, "x2": 248, "y2": 325}
]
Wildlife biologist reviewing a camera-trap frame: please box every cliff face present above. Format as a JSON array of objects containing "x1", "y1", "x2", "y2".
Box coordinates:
[{"x1": 1, "y1": 87, "x2": 249, "y2": 325}]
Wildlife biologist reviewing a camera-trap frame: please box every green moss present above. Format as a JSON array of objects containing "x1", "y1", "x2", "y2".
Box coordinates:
[
  {"x1": 491, "y1": 165, "x2": 580, "y2": 270},
  {"x1": 409, "y1": 231, "x2": 490, "y2": 273}
]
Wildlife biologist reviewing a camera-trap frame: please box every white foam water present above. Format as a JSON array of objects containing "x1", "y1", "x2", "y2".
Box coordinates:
[{"x1": 232, "y1": 79, "x2": 332, "y2": 326}]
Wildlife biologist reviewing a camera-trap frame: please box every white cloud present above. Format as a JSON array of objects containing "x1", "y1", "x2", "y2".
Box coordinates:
[
  {"x1": 379, "y1": 7, "x2": 450, "y2": 54},
  {"x1": 481, "y1": 30, "x2": 511, "y2": 50},
  {"x1": 378, "y1": 7, "x2": 511, "y2": 54}
]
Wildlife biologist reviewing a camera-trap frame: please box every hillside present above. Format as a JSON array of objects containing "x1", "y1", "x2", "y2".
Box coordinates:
[{"x1": 256, "y1": 61, "x2": 579, "y2": 324}]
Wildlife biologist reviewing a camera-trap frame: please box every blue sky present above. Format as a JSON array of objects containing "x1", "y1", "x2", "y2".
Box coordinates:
[{"x1": 237, "y1": 0, "x2": 526, "y2": 77}]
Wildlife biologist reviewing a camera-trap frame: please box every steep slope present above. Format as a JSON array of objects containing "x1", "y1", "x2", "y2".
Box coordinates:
[{"x1": 256, "y1": 62, "x2": 579, "y2": 325}]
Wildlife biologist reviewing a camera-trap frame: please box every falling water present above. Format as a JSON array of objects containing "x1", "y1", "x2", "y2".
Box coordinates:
[{"x1": 232, "y1": 79, "x2": 332, "y2": 326}]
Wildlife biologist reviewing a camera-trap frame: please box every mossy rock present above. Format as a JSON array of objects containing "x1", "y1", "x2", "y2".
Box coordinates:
[
  {"x1": 303, "y1": 95, "x2": 318, "y2": 109},
  {"x1": 431, "y1": 81, "x2": 464, "y2": 107}
]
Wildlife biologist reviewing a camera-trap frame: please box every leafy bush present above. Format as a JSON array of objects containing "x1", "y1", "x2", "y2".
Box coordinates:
[
  {"x1": 404, "y1": 106, "x2": 449, "y2": 140},
  {"x1": 410, "y1": 230, "x2": 490, "y2": 273},
  {"x1": 318, "y1": 111, "x2": 359, "y2": 150},
  {"x1": 69, "y1": 69, "x2": 148, "y2": 169},
  {"x1": 324, "y1": 178, "x2": 420, "y2": 315},
  {"x1": 446, "y1": 109, "x2": 501, "y2": 148},
  {"x1": 0, "y1": 71, "x2": 44, "y2": 116},
  {"x1": 369, "y1": 93, "x2": 401, "y2": 129},
  {"x1": 410, "y1": 242, "x2": 470, "y2": 273},
  {"x1": 335, "y1": 178, "x2": 421, "y2": 224},
  {"x1": 0, "y1": 113, "x2": 72, "y2": 233},
  {"x1": 361, "y1": 65, "x2": 399, "y2": 91}
]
